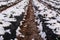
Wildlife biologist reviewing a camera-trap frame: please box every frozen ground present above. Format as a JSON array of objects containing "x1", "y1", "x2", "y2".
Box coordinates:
[
  {"x1": 0, "y1": 0, "x2": 60, "y2": 40},
  {"x1": 0, "y1": 0, "x2": 16, "y2": 6},
  {"x1": 33, "y1": 0, "x2": 60, "y2": 40},
  {"x1": 0, "y1": 0, "x2": 29, "y2": 40}
]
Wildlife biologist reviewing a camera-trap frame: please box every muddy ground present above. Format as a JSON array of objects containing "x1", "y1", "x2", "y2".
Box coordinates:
[{"x1": 17, "y1": 0, "x2": 43, "y2": 40}]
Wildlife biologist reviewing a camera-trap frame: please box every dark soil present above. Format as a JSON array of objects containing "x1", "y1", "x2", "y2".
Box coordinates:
[{"x1": 17, "y1": 0, "x2": 43, "y2": 40}]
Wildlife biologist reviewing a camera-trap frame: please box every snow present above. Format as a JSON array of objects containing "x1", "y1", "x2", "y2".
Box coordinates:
[
  {"x1": 37, "y1": 22, "x2": 46, "y2": 40},
  {"x1": 14, "y1": 38, "x2": 18, "y2": 40},
  {"x1": 46, "y1": 19, "x2": 60, "y2": 29},
  {"x1": 39, "y1": 32, "x2": 46, "y2": 40},
  {"x1": 5, "y1": 29, "x2": 11, "y2": 34},
  {"x1": 16, "y1": 27, "x2": 21, "y2": 36},
  {"x1": 33, "y1": 0, "x2": 47, "y2": 40},
  {"x1": 0, "y1": 27, "x2": 5, "y2": 34},
  {"x1": 0, "y1": 14, "x2": 5, "y2": 19},
  {"x1": 56, "y1": 16, "x2": 60, "y2": 21},
  {"x1": 0, "y1": 36, "x2": 4, "y2": 40},
  {"x1": 33, "y1": 0, "x2": 60, "y2": 40},
  {"x1": 33, "y1": 0, "x2": 60, "y2": 35},
  {"x1": 0, "y1": 0, "x2": 60, "y2": 40},
  {"x1": 4, "y1": 17, "x2": 17, "y2": 22},
  {"x1": 53, "y1": 27, "x2": 60, "y2": 35},
  {"x1": 0, "y1": 21, "x2": 11, "y2": 27},
  {"x1": 42, "y1": 0, "x2": 60, "y2": 8},
  {"x1": 20, "y1": 21, "x2": 24, "y2": 26},
  {"x1": 32, "y1": 38, "x2": 34, "y2": 40},
  {"x1": 0, "y1": 0, "x2": 16, "y2": 6},
  {"x1": 1, "y1": 0, "x2": 29, "y2": 17},
  {"x1": 16, "y1": 27, "x2": 25, "y2": 38},
  {"x1": 0, "y1": 0, "x2": 29, "y2": 26},
  {"x1": 20, "y1": 34, "x2": 25, "y2": 37},
  {"x1": 0, "y1": 0, "x2": 29, "y2": 38}
]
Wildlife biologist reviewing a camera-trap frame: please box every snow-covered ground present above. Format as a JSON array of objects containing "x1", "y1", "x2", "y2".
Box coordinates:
[
  {"x1": 42, "y1": 0, "x2": 60, "y2": 8},
  {"x1": 33, "y1": 0, "x2": 60, "y2": 40},
  {"x1": 0, "y1": 0, "x2": 29, "y2": 40},
  {"x1": 0, "y1": 0, "x2": 16, "y2": 6},
  {"x1": 0, "y1": 0, "x2": 60, "y2": 40}
]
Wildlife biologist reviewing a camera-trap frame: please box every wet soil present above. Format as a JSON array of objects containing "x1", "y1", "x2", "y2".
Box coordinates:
[{"x1": 17, "y1": 0, "x2": 43, "y2": 40}]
